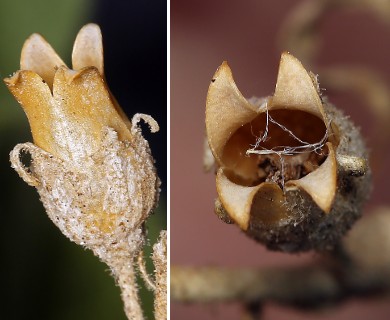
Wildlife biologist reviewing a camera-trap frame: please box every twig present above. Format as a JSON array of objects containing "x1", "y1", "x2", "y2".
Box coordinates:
[
  {"x1": 172, "y1": 209, "x2": 390, "y2": 309},
  {"x1": 171, "y1": 262, "x2": 389, "y2": 308}
]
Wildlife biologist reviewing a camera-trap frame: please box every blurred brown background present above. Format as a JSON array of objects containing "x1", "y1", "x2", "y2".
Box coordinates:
[{"x1": 171, "y1": 0, "x2": 390, "y2": 319}]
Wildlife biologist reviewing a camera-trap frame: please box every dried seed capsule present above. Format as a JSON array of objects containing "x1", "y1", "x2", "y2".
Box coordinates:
[
  {"x1": 4, "y1": 24, "x2": 160, "y2": 258},
  {"x1": 5, "y1": 23, "x2": 163, "y2": 320},
  {"x1": 206, "y1": 52, "x2": 371, "y2": 252}
]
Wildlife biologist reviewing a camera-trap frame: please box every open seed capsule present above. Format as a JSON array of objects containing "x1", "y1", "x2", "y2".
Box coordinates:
[{"x1": 206, "y1": 53, "x2": 371, "y2": 252}]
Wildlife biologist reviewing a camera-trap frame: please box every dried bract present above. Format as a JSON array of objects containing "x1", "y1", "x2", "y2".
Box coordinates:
[{"x1": 206, "y1": 53, "x2": 371, "y2": 252}]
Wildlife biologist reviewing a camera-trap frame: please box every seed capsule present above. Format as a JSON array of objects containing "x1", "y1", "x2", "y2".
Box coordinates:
[
  {"x1": 5, "y1": 24, "x2": 160, "y2": 257},
  {"x1": 206, "y1": 53, "x2": 371, "y2": 252}
]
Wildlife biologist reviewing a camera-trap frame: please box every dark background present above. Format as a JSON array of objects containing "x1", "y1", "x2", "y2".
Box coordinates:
[
  {"x1": 0, "y1": 0, "x2": 166, "y2": 319},
  {"x1": 171, "y1": 0, "x2": 390, "y2": 319}
]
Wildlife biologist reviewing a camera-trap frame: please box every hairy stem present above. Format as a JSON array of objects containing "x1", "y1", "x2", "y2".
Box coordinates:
[
  {"x1": 111, "y1": 258, "x2": 144, "y2": 320},
  {"x1": 153, "y1": 231, "x2": 167, "y2": 320},
  {"x1": 97, "y1": 231, "x2": 146, "y2": 320},
  {"x1": 137, "y1": 250, "x2": 157, "y2": 291}
]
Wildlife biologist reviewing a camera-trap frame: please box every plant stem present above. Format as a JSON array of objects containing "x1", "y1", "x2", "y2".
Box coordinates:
[
  {"x1": 113, "y1": 261, "x2": 144, "y2": 320},
  {"x1": 171, "y1": 263, "x2": 390, "y2": 308},
  {"x1": 153, "y1": 231, "x2": 167, "y2": 320}
]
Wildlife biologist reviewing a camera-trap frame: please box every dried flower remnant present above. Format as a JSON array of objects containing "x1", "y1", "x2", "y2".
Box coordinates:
[
  {"x1": 205, "y1": 53, "x2": 371, "y2": 252},
  {"x1": 4, "y1": 24, "x2": 163, "y2": 320}
]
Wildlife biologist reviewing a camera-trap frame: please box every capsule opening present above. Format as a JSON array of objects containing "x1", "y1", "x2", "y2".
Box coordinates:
[{"x1": 222, "y1": 109, "x2": 328, "y2": 188}]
